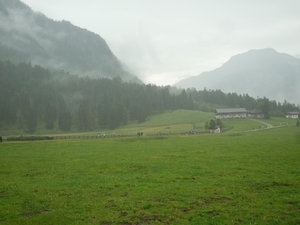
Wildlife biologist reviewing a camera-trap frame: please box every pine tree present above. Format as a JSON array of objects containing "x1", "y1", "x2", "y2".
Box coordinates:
[
  {"x1": 44, "y1": 103, "x2": 56, "y2": 130},
  {"x1": 77, "y1": 102, "x2": 89, "y2": 131},
  {"x1": 26, "y1": 107, "x2": 37, "y2": 133},
  {"x1": 58, "y1": 108, "x2": 72, "y2": 132},
  {"x1": 98, "y1": 103, "x2": 110, "y2": 128},
  {"x1": 258, "y1": 97, "x2": 270, "y2": 119}
]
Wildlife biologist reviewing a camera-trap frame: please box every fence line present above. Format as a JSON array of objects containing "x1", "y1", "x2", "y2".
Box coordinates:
[{"x1": 4, "y1": 129, "x2": 227, "y2": 142}]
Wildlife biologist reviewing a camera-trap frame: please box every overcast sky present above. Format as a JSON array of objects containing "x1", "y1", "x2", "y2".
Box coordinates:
[{"x1": 21, "y1": 0, "x2": 300, "y2": 86}]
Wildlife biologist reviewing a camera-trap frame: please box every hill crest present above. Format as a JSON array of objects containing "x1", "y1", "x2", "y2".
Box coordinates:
[
  {"x1": 174, "y1": 48, "x2": 300, "y2": 105},
  {"x1": 0, "y1": 0, "x2": 142, "y2": 83}
]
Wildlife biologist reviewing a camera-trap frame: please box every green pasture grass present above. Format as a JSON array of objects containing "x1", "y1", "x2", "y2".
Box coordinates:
[
  {"x1": 2, "y1": 109, "x2": 294, "y2": 138},
  {"x1": 139, "y1": 110, "x2": 214, "y2": 127},
  {"x1": 221, "y1": 119, "x2": 263, "y2": 132},
  {"x1": 116, "y1": 110, "x2": 270, "y2": 136},
  {"x1": 260, "y1": 117, "x2": 297, "y2": 127},
  {"x1": 115, "y1": 123, "x2": 194, "y2": 136},
  {"x1": 220, "y1": 117, "x2": 296, "y2": 133},
  {"x1": 0, "y1": 110, "x2": 215, "y2": 138},
  {"x1": 115, "y1": 110, "x2": 215, "y2": 135},
  {"x1": 0, "y1": 126, "x2": 299, "y2": 224}
]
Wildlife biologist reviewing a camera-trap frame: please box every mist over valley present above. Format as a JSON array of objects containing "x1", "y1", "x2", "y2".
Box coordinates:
[
  {"x1": 0, "y1": 0, "x2": 299, "y2": 135},
  {"x1": 175, "y1": 48, "x2": 300, "y2": 105},
  {"x1": 0, "y1": 0, "x2": 141, "y2": 83},
  {"x1": 1, "y1": 2, "x2": 300, "y2": 224}
]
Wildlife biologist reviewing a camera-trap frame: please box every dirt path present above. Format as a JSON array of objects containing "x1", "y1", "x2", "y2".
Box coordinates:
[{"x1": 249, "y1": 119, "x2": 273, "y2": 129}]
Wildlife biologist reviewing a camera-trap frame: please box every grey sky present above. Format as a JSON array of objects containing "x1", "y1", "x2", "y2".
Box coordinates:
[{"x1": 21, "y1": 0, "x2": 300, "y2": 85}]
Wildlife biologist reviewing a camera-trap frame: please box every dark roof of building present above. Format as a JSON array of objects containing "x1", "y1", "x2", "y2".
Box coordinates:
[
  {"x1": 215, "y1": 108, "x2": 247, "y2": 114},
  {"x1": 248, "y1": 110, "x2": 263, "y2": 114}
]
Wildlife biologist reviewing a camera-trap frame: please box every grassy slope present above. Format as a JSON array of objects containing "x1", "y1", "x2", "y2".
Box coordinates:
[
  {"x1": 117, "y1": 110, "x2": 215, "y2": 135},
  {"x1": 1, "y1": 109, "x2": 296, "y2": 137},
  {"x1": 1, "y1": 110, "x2": 213, "y2": 137},
  {"x1": 0, "y1": 126, "x2": 299, "y2": 224}
]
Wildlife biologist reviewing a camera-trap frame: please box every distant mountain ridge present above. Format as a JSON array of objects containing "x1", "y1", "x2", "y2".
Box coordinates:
[
  {"x1": 174, "y1": 48, "x2": 300, "y2": 105},
  {"x1": 0, "y1": 0, "x2": 141, "y2": 83}
]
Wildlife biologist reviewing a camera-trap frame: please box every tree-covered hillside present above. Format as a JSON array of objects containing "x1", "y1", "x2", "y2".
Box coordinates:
[
  {"x1": 187, "y1": 88, "x2": 299, "y2": 118},
  {"x1": 0, "y1": 0, "x2": 141, "y2": 83},
  {"x1": 1, "y1": 61, "x2": 298, "y2": 134},
  {"x1": 0, "y1": 61, "x2": 194, "y2": 133}
]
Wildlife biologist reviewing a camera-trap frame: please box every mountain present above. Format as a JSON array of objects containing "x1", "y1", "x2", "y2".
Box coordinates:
[
  {"x1": 174, "y1": 48, "x2": 300, "y2": 105},
  {"x1": 0, "y1": 0, "x2": 141, "y2": 83}
]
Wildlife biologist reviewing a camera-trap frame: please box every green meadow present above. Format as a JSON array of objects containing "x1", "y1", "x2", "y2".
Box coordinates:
[
  {"x1": 0, "y1": 109, "x2": 294, "y2": 137},
  {"x1": 1, "y1": 111, "x2": 300, "y2": 224}
]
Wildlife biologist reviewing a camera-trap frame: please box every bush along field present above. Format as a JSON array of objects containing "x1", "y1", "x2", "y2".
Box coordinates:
[{"x1": 0, "y1": 123, "x2": 300, "y2": 224}]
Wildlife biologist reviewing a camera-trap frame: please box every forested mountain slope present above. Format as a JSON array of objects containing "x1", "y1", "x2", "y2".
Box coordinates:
[
  {"x1": 0, "y1": 0, "x2": 141, "y2": 83},
  {"x1": 0, "y1": 61, "x2": 194, "y2": 133},
  {"x1": 1, "y1": 61, "x2": 298, "y2": 134},
  {"x1": 175, "y1": 48, "x2": 300, "y2": 105}
]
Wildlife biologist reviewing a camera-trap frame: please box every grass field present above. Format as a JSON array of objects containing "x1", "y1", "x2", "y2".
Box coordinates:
[
  {"x1": 0, "y1": 109, "x2": 296, "y2": 138},
  {"x1": 0, "y1": 110, "x2": 214, "y2": 137},
  {"x1": 1, "y1": 123, "x2": 300, "y2": 224}
]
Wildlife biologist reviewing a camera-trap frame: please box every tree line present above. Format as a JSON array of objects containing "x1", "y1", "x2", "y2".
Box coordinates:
[
  {"x1": 0, "y1": 61, "x2": 299, "y2": 134},
  {"x1": 0, "y1": 61, "x2": 193, "y2": 133},
  {"x1": 186, "y1": 88, "x2": 299, "y2": 118}
]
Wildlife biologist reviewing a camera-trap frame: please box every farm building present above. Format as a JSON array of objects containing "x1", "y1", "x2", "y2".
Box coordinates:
[
  {"x1": 285, "y1": 112, "x2": 300, "y2": 119},
  {"x1": 211, "y1": 126, "x2": 221, "y2": 133},
  {"x1": 215, "y1": 108, "x2": 247, "y2": 119},
  {"x1": 215, "y1": 108, "x2": 265, "y2": 119}
]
